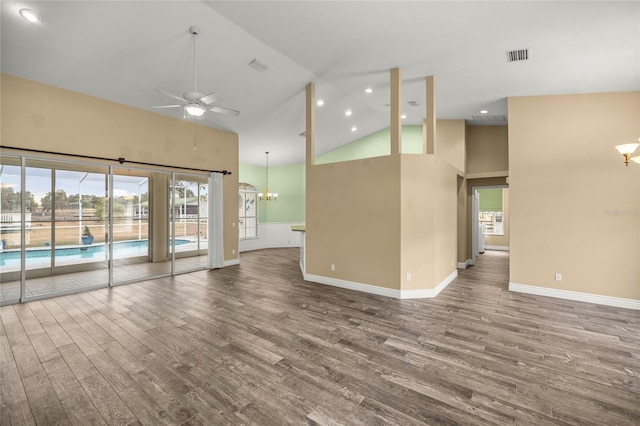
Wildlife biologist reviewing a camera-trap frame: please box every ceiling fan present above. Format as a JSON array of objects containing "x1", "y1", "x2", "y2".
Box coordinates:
[{"x1": 153, "y1": 26, "x2": 239, "y2": 118}]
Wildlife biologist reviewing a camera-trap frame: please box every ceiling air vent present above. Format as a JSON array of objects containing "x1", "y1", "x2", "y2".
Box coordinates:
[
  {"x1": 299, "y1": 131, "x2": 306, "y2": 137},
  {"x1": 248, "y1": 58, "x2": 270, "y2": 72},
  {"x1": 506, "y1": 48, "x2": 530, "y2": 63},
  {"x1": 471, "y1": 115, "x2": 507, "y2": 122},
  {"x1": 407, "y1": 100, "x2": 420, "y2": 107}
]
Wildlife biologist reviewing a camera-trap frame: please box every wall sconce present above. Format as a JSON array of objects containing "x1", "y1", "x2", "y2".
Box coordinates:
[{"x1": 615, "y1": 141, "x2": 640, "y2": 166}]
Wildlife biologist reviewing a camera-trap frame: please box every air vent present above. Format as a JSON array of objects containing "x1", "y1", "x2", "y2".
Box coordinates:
[
  {"x1": 471, "y1": 115, "x2": 507, "y2": 122},
  {"x1": 299, "y1": 131, "x2": 306, "y2": 137},
  {"x1": 248, "y1": 58, "x2": 270, "y2": 72},
  {"x1": 506, "y1": 48, "x2": 530, "y2": 63},
  {"x1": 407, "y1": 100, "x2": 420, "y2": 107}
]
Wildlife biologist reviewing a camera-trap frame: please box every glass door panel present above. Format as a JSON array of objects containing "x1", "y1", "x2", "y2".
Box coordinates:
[
  {"x1": 22, "y1": 161, "x2": 111, "y2": 300},
  {"x1": 112, "y1": 171, "x2": 158, "y2": 284},
  {"x1": 24, "y1": 163, "x2": 54, "y2": 298},
  {"x1": 53, "y1": 168, "x2": 109, "y2": 293},
  {"x1": 0, "y1": 160, "x2": 23, "y2": 303},
  {"x1": 173, "y1": 175, "x2": 208, "y2": 273}
]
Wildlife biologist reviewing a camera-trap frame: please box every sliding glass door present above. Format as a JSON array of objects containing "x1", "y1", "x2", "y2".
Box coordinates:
[
  {"x1": 111, "y1": 171, "x2": 161, "y2": 284},
  {"x1": 24, "y1": 161, "x2": 110, "y2": 300},
  {"x1": 0, "y1": 159, "x2": 23, "y2": 304},
  {"x1": 172, "y1": 175, "x2": 208, "y2": 273},
  {"x1": 0, "y1": 153, "x2": 215, "y2": 305}
]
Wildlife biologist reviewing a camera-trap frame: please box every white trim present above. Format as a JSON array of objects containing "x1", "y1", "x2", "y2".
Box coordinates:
[
  {"x1": 223, "y1": 258, "x2": 240, "y2": 267},
  {"x1": 457, "y1": 259, "x2": 472, "y2": 269},
  {"x1": 304, "y1": 273, "x2": 401, "y2": 298},
  {"x1": 485, "y1": 245, "x2": 509, "y2": 251},
  {"x1": 303, "y1": 270, "x2": 457, "y2": 300},
  {"x1": 239, "y1": 222, "x2": 303, "y2": 253},
  {"x1": 509, "y1": 282, "x2": 640, "y2": 311},
  {"x1": 207, "y1": 173, "x2": 224, "y2": 269},
  {"x1": 400, "y1": 270, "x2": 458, "y2": 299}
]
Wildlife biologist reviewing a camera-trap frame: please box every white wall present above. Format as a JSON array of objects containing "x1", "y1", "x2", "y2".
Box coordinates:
[{"x1": 239, "y1": 222, "x2": 304, "y2": 252}]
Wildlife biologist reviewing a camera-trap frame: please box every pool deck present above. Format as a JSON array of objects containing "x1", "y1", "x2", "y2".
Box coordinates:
[
  {"x1": 0, "y1": 240, "x2": 209, "y2": 303},
  {"x1": 0, "y1": 255, "x2": 210, "y2": 304}
]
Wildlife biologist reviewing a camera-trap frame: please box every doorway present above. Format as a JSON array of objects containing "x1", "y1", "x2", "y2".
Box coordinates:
[
  {"x1": 471, "y1": 184, "x2": 509, "y2": 266},
  {"x1": 0, "y1": 153, "x2": 213, "y2": 305}
]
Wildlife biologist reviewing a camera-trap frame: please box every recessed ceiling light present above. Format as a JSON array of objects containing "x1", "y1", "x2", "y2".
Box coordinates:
[
  {"x1": 480, "y1": 110, "x2": 489, "y2": 114},
  {"x1": 19, "y1": 9, "x2": 40, "y2": 23},
  {"x1": 365, "y1": 88, "x2": 373, "y2": 94},
  {"x1": 317, "y1": 99, "x2": 324, "y2": 107},
  {"x1": 351, "y1": 126, "x2": 357, "y2": 132},
  {"x1": 401, "y1": 114, "x2": 407, "y2": 120},
  {"x1": 345, "y1": 110, "x2": 352, "y2": 117}
]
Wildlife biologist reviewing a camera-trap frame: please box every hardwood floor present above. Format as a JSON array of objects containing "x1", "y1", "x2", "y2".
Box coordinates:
[{"x1": 1, "y1": 248, "x2": 639, "y2": 425}]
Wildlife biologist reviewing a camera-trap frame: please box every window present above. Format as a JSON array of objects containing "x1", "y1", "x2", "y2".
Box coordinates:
[
  {"x1": 478, "y1": 188, "x2": 505, "y2": 236},
  {"x1": 239, "y1": 183, "x2": 257, "y2": 239}
]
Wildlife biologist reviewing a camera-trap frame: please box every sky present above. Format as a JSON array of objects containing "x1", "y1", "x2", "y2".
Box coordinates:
[{"x1": 0, "y1": 166, "x2": 149, "y2": 205}]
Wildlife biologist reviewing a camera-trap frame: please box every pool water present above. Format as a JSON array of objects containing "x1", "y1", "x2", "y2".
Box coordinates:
[{"x1": 0, "y1": 239, "x2": 192, "y2": 269}]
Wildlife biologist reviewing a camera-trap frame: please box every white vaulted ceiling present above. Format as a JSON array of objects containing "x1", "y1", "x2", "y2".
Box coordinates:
[{"x1": 2, "y1": 1, "x2": 638, "y2": 166}]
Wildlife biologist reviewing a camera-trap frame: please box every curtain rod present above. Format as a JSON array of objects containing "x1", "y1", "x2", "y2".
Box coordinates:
[{"x1": 0, "y1": 146, "x2": 231, "y2": 175}]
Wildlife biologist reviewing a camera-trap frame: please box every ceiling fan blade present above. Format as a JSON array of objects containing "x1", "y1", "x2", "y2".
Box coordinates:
[
  {"x1": 200, "y1": 92, "x2": 222, "y2": 105},
  {"x1": 152, "y1": 105, "x2": 182, "y2": 109},
  {"x1": 156, "y1": 89, "x2": 186, "y2": 103},
  {"x1": 208, "y1": 106, "x2": 240, "y2": 117}
]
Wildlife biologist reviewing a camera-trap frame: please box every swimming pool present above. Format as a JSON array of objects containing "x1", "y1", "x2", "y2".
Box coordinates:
[{"x1": 0, "y1": 239, "x2": 192, "y2": 270}]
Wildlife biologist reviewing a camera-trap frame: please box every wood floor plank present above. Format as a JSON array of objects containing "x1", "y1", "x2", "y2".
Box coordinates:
[
  {"x1": 1, "y1": 248, "x2": 638, "y2": 425},
  {"x1": 41, "y1": 356, "x2": 106, "y2": 426},
  {"x1": 10, "y1": 343, "x2": 70, "y2": 425},
  {"x1": 0, "y1": 327, "x2": 36, "y2": 425},
  {"x1": 57, "y1": 343, "x2": 141, "y2": 425}
]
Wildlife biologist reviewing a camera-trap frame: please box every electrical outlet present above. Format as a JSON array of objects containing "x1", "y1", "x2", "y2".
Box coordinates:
[
  {"x1": 331, "y1": 264, "x2": 335, "y2": 271},
  {"x1": 555, "y1": 273, "x2": 562, "y2": 281},
  {"x1": 232, "y1": 249, "x2": 236, "y2": 255},
  {"x1": 232, "y1": 222, "x2": 235, "y2": 227},
  {"x1": 406, "y1": 273, "x2": 411, "y2": 282}
]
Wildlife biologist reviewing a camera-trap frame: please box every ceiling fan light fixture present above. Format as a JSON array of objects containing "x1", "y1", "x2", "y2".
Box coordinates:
[
  {"x1": 19, "y1": 8, "x2": 40, "y2": 23},
  {"x1": 185, "y1": 104, "x2": 206, "y2": 117}
]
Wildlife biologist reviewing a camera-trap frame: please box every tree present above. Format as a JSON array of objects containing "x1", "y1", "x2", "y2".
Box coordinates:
[
  {"x1": 94, "y1": 198, "x2": 107, "y2": 220},
  {"x1": 41, "y1": 189, "x2": 69, "y2": 211},
  {"x1": 1, "y1": 187, "x2": 37, "y2": 211}
]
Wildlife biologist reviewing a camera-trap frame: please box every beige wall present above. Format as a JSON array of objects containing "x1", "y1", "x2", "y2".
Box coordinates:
[
  {"x1": 1, "y1": 74, "x2": 240, "y2": 261},
  {"x1": 456, "y1": 175, "x2": 467, "y2": 263},
  {"x1": 401, "y1": 155, "x2": 457, "y2": 290},
  {"x1": 306, "y1": 155, "x2": 401, "y2": 289},
  {"x1": 509, "y1": 92, "x2": 639, "y2": 300},
  {"x1": 435, "y1": 119, "x2": 466, "y2": 173},
  {"x1": 306, "y1": 152, "x2": 458, "y2": 292},
  {"x1": 466, "y1": 125, "x2": 508, "y2": 177}
]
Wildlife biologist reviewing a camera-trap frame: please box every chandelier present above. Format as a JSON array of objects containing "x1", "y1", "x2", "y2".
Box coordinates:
[{"x1": 258, "y1": 151, "x2": 278, "y2": 201}]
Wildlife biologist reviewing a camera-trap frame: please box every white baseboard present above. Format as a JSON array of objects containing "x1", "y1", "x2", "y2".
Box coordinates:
[
  {"x1": 486, "y1": 245, "x2": 509, "y2": 251},
  {"x1": 304, "y1": 273, "x2": 400, "y2": 298},
  {"x1": 303, "y1": 270, "x2": 457, "y2": 300},
  {"x1": 400, "y1": 270, "x2": 458, "y2": 299},
  {"x1": 457, "y1": 259, "x2": 472, "y2": 269},
  {"x1": 509, "y1": 282, "x2": 640, "y2": 311},
  {"x1": 223, "y1": 258, "x2": 240, "y2": 267}
]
